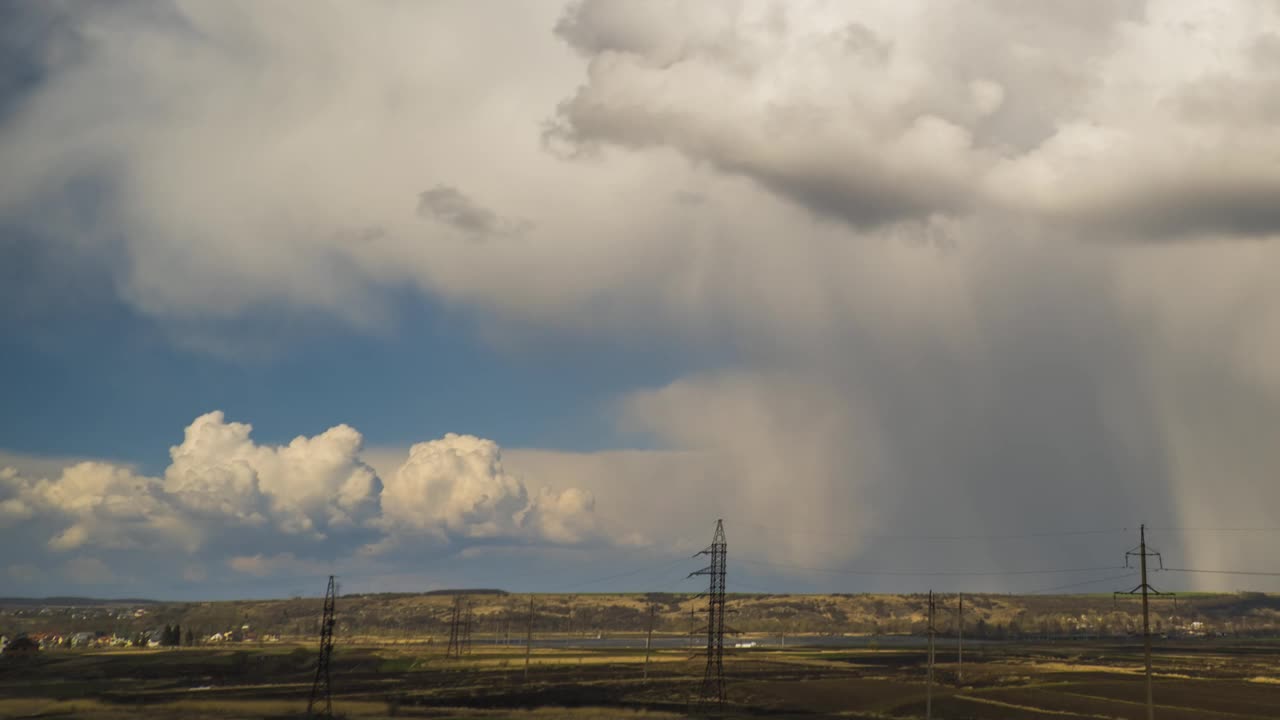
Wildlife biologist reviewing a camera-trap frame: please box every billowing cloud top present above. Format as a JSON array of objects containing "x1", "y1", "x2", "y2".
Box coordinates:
[
  {"x1": 0, "y1": 413, "x2": 597, "y2": 592},
  {"x1": 550, "y1": 0, "x2": 1280, "y2": 240},
  {"x1": 164, "y1": 412, "x2": 380, "y2": 536},
  {"x1": 380, "y1": 432, "x2": 594, "y2": 544}
]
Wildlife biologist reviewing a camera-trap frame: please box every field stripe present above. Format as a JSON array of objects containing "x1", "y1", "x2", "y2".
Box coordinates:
[
  {"x1": 1055, "y1": 690, "x2": 1275, "y2": 720},
  {"x1": 953, "y1": 693, "x2": 1118, "y2": 719}
]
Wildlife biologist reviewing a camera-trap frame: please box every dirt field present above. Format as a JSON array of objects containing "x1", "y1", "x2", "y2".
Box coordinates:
[{"x1": 1, "y1": 639, "x2": 1278, "y2": 719}]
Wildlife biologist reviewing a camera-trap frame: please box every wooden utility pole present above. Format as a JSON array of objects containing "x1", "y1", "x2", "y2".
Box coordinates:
[
  {"x1": 926, "y1": 590, "x2": 935, "y2": 720},
  {"x1": 524, "y1": 595, "x2": 534, "y2": 682},
  {"x1": 643, "y1": 603, "x2": 656, "y2": 681},
  {"x1": 957, "y1": 593, "x2": 964, "y2": 685}
]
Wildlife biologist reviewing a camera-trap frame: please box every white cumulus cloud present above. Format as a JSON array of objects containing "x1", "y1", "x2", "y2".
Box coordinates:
[
  {"x1": 378, "y1": 433, "x2": 597, "y2": 545},
  {"x1": 165, "y1": 411, "x2": 381, "y2": 537},
  {"x1": 0, "y1": 413, "x2": 599, "y2": 593}
]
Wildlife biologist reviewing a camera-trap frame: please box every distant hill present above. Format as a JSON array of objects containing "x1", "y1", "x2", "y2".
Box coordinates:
[
  {"x1": 0, "y1": 597, "x2": 160, "y2": 606},
  {"x1": 344, "y1": 588, "x2": 509, "y2": 598},
  {"x1": 3, "y1": 591, "x2": 1278, "y2": 641}
]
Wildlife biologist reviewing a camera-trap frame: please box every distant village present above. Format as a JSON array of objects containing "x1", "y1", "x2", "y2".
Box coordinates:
[
  {"x1": 2, "y1": 590, "x2": 1277, "y2": 659},
  {"x1": 1, "y1": 602, "x2": 282, "y2": 656}
]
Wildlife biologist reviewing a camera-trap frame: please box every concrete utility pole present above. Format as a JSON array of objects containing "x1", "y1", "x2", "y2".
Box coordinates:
[
  {"x1": 445, "y1": 595, "x2": 468, "y2": 660},
  {"x1": 1115, "y1": 524, "x2": 1174, "y2": 720},
  {"x1": 1140, "y1": 527, "x2": 1152, "y2": 720},
  {"x1": 689, "y1": 605, "x2": 696, "y2": 650},
  {"x1": 462, "y1": 599, "x2": 474, "y2": 656},
  {"x1": 926, "y1": 590, "x2": 936, "y2": 720},
  {"x1": 957, "y1": 593, "x2": 964, "y2": 685},
  {"x1": 524, "y1": 595, "x2": 535, "y2": 682},
  {"x1": 643, "y1": 603, "x2": 656, "y2": 681}
]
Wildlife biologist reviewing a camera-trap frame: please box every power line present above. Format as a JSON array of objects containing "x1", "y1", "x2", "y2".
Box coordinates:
[
  {"x1": 492, "y1": 548, "x2": 680, "y2": 588},
  {"x1": 521, "y1": 554, "x2": 1280, "y2": 596},
  {"x1": 738, "y1": 556, "x2": 1124, "y2": 578},
  {"x1": 1149, "y1": 527, "x2": 1280, "y2": 533},
  {"x1": 1163, "y1": 567, "x2": 1280, "y2": 577},
  {"x1": 728, "y1": 579, "x2": 776, "y2": 595},
  {"x1": 1029, "y1": 571, "x2": 1139, "y2": 595},
  {"x1": 558, "y1": 555, "x2": 692, "y2": 591},
  {"x1": 327, "y1": 533, "x2": 1280, "y2": 607},
  {"x1": 740, "y1": 522, "x2": 1129, "y2": 542}
]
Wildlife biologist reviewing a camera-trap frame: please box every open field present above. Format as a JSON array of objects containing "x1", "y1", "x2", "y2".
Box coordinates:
[{"x1": 3, "y1": 638, "x2": 1279, "y2": 719}]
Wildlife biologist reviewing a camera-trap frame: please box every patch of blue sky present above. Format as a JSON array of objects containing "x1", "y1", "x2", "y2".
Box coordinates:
[{"x1": 0, "y1": 265, "x2": 736, "y2": 472}]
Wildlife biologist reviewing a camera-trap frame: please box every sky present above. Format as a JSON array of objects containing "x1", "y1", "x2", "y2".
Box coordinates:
[{"x1": 3, "y1": 0, "x2": 1280, "y2": 600}]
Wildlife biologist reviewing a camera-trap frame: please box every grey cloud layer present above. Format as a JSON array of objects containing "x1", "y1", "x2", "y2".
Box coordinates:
[
  {"x1": 552, "y1": 0, "x2": 1280, "y2": 240},
  {"x1": 418, "y1": 185, "x2": 531, "y2": 239},
  {"x1": 4, "y1": 2, "x2": 1280, "y2": 592}
]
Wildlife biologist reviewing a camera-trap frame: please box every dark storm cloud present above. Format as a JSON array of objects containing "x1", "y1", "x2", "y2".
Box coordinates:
[
  {"x1": 620, "y1": 238, "x2": 1192, "y2": 584},
  {"x1": 547, "y1": 0, "x2": 1149, "y2": 230},
  {"x1": 548, "y1": 4, "x2": 977, "y2": 229},
  {"x1": 1070, "y1": 179, "x2": 1280, "y2": 241},
  {"x1": 551, "y1": 0, "x2": 1280, "y2": 241}
]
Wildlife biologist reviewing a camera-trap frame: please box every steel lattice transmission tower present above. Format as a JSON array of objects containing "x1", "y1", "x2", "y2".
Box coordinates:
[
  {"x1": 688, "y1": 518, "x2": 728, "y2": 711},
  {"x1": 307, "y1": 575, "x2": 337, "y2": 718}
]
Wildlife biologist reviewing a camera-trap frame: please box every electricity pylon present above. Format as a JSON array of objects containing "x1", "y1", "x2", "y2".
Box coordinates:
[
  {"x1": 688, "y1": 519, "x2": 728, "y2": 713},
  {"x1": 306, "y1": 575, "x2": 337, "y2": 718},
  {"x1": 1115, "y1": 524, "x2": 1175, "y2": 720}
]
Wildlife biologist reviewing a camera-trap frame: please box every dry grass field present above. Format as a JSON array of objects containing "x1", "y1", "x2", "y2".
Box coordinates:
[{"x1": 2, "y1": 636, "x2": 1279, "y2": 719}]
